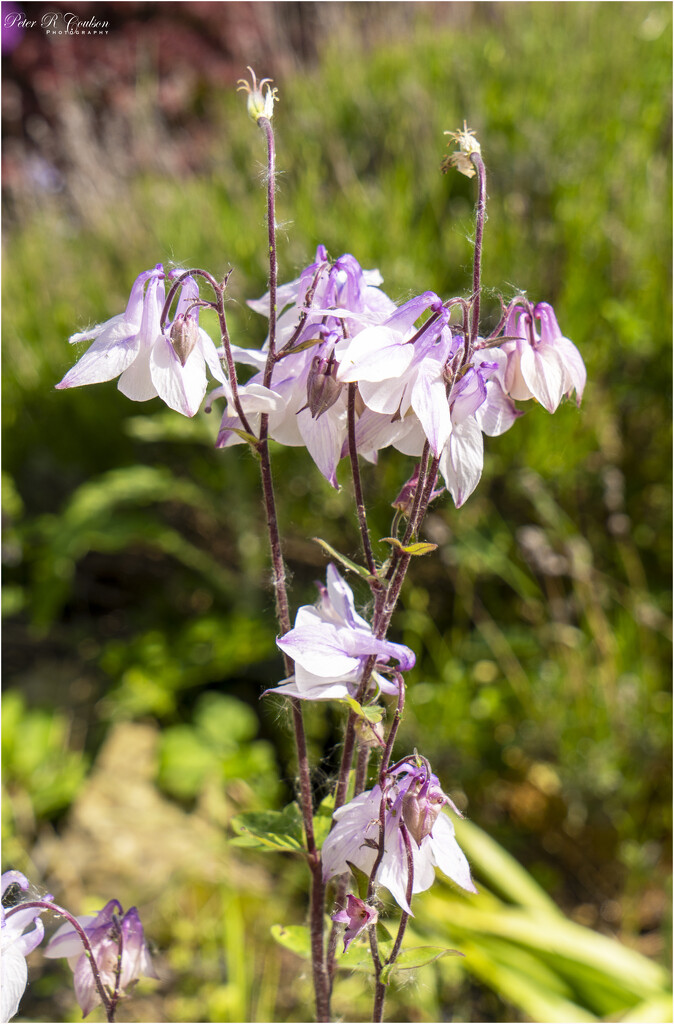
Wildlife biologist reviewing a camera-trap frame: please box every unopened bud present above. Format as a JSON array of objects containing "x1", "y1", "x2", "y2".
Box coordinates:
[
  {"x1": 402, "y1": 779, "x2": 447, "y2": 846},
  {"x1": 306, "y1": 355, "x2": 342, "y2": 418},
  {"x1": 170, "y1": 316, "x2": 199, "y2": 366},
  {"x1": 331, "y1": 894, "x2": 378, "y2": 953},
  {"x1": 354, "y1": 716, "x2": 386, "y2": 748},
  {"x1": 393, "y1": 466, "x2": 421, "y2": 514}
]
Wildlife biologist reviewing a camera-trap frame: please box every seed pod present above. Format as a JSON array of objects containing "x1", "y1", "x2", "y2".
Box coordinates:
[
  {"x1": 402, "y1": 779, "x2": 446, "y2": 846},
  {"x1": 306, "y1": 354, "x2": 342, "y2": 419},
  {"x1": 170, "y1": 315, "x2": 199, "y2": 366}
]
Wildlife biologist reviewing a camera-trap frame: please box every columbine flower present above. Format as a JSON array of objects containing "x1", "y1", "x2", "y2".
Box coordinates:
[
  {"x1": 442, "y1": 122, "x2": 482, "y2": 178},
  {"x1": 500, "y1": 300, "x2": 586, "y2": 413},
  {"x1": 237, "y1": 67, "x2": 278, "y2": 122},
  {"x1": 57, "y1": 267, "x2": 225, "y2": 416},
  {"x1": 266, "y1": 564, "x2": 415, "y2": 701},
  {"x1": 44, "y1": 899, "x2": 157, "y2": 1018},
  {"x1": 216, "y1": 247, "x2": 400, "y2": 486},
  {"x1": 1, "y1": 871, "x2": 50, "y2": 1024},
  {"x1": 322, "y1": 761, "x2": 477, "y2": 914},
  {"x1": 331, "y1": 895, "x2": 378, "y2": 952}
]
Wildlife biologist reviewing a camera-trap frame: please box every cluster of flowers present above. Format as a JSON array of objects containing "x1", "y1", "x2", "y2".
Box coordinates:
[
  {"x1": 57, "y1": 247, "x2": 585, "y2": 507},
  {"x1": 1, "y1": 871, "x2": 155, "y2": 1022}
]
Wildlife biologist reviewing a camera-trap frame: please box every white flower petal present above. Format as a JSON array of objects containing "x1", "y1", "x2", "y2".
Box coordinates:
[
  {"x1": 0, "y1": 945, "x2": 28, "y2": 1023},
  {"x1": 150, "y1": 335, "x2": 207, "y2": 417},
  {"x1": 430, "y1": 814, "x2": 478, "y2": 893}
]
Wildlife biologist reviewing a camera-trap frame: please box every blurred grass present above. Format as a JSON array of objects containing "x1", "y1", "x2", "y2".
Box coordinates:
[{"x1": 2, "y1": 2, "x2": 672, "y2": 1021}]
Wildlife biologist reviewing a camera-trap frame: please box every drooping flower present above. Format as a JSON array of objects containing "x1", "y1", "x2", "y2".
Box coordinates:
[
  {"x1": 331, "y1": 895, "x2": 378, "y2": 952},
  {"x1": 500, "y1": 300, "x2": 586, "y2": 413},
  {"x1": 57, "y1": 267, "x2": 226, "y2": 416},
  {"x1": 44, "y1": 899, "x2": 157, "y2": 1018},
  {"x1": 322, "y1": 760, "x2": 477, "y2": 914},
  {"x1": 1, "y1": 871, "x2": 50, "y2": 1024},
  {"x1": 266, "y1": 564, "x2": 415, "y2": 701}
]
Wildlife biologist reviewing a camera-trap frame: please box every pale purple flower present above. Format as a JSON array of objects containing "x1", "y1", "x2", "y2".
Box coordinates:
[
  {"x1": 267, "y1": 564, "x2": 415, "y2": 701},
  {"x1": 331, "y1": 895, "x2": 378, "y2": 952},
  {"x1": 389, "y1": 350, "x2": 518, "y2": 507},
  {"x1": 500, "y1": 300, "x2": 586, "y2": 413},
  {"x1": 1, "y1": 871, "x2": 49, "y2": 1023},
  {"x1": 322, "y1": 762, "x2": 477, "y2": 914},
  {"x1": 57, "y1": 267, "x2": 226, "y2": 416},
  {"x1": 215, "y1": 247, "x2": 400, "y2": 486},
  {"x1": 335, "y1": 292, "x2": 453, "y2": 457},
  {"x1": 44, "y1": 899, "x2": 157, "y2": 1018}
]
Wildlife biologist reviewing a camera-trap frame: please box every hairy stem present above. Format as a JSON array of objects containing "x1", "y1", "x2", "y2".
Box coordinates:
[
  {"x1": 469, "y1": 151, "x2": 487, "y2": 355},
  {"x1": 347, "y1": 383, "x2": 378, "y2": 577},
  {"x1": 254, "y1": 109, "x2": 329, "y2": 1020}
]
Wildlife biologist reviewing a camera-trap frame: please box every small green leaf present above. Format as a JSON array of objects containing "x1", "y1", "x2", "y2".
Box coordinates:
[
  {"x1": 313, "y1": 539, "x2": 373, "y2": 579},
  {"x1": 379, "y1": 946, "x2": 463, "y2": 986},
  {"x1": 227, "y1": 427, "x2": 261, "y2": 448},
  {"x1": 282, "y1": 337, "x2": 324, "y2": 355},
  {"x1": 402, "y1": 542, "x2": 438, "y2": 556},
  {"x1": 346, "y1": 860, "x2": 371, "y2": 901},
  {"x1": 313, "y1": 793, "x2": 335, "y2": 849},
  {"x1": 230, "y1": 802, "x2": 304, "y2": 853},
  {"x1": 381, "y1": 537, "x2": 438, "y2": 556},
  {"x1": 340, "y1": 697, "x2": 384, "y2": 723},
  {"x1": 271, "y1": 924, "x2": 311, "y2": 960}
]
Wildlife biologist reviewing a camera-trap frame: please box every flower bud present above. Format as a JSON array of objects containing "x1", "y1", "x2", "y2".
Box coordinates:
[
  {"x1": 331, "y1": 894, "x2": 378, "y2": 952},
  {"x1": 306, "y1": 355, "x2": 342, "y2": 419},
  {"x1": 354, "y1": 716, "x2": 386, "y2": 748},
  {"x1": 402, "y1": 779, "x2": 447, "y2": 846},
  {"x1": 170, "y1": 315, "x2": 199, "y2": 366}
]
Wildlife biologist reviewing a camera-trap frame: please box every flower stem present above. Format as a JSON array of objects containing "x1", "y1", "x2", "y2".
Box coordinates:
[
  {"x1": 371, "y1": 826, "x2": 414, "y2": 1023},
  {"x1": 253, "y1": 109, "x2": 329, "y2": 1020},
  {"x1": 469, "y1": 152, "x2": 487, "y2": 355},
  {"x1": 347, "y1": 383, "x2": 378, "y2": 577},
  {"x1": 258, "y1": 115, "x2": 278, "y2": 373}
]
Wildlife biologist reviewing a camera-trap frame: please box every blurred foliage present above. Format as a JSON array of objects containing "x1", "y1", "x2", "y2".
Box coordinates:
[{"x1": 2, "y1": 2, "x2": 671, "y2": 1022}]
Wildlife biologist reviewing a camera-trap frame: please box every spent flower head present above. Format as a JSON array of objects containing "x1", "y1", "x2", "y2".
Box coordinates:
[
  {"x1": 442, "y1": 121, "x2": 482, "y2": 178},
  {"x1": 237, "y1": 66, "x2": 278, "y2": 122}
]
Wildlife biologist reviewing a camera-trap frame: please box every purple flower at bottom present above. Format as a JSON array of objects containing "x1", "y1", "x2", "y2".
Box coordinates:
[
  {"x1": 266, "y1": 564, "x2": 415, "y2": 701},
  {"x1": 331, "y1": 895, "x2": 378, "y2": 952},
  {"x1": 44, "y1": 900, "x2": 157, "y2": 1018},
  {"x1": 322, "y1": 761, "x2": 477, "y2": 915},
  {"x1": 1, "y1": 871, "x2": 50, "y2": 1024}
]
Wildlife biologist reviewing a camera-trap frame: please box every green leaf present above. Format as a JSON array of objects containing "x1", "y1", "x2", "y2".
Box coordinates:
[
  {"x1": 226, "y1": 427, "x2": 261, "y2": 448},
  {"x1": 379, "y1": 946, "x2": 462, "y2": 985},
  {"x1": 335, "y1": 928, "x2": 394, "y2": 974},
  {"x1": 340, "y1": 697, "x2": 384, "y2": 723},
  {"x1": 313, "y1": 538, "x2": 373, "y2": 579},
  {"x1": 313, "y1": 792, "x2": 336, "y2": 849},
  {"x1": 381, "y1": 537, "x2": 438, "y2": 556},
  {"x1": 230, "y1": 802, "x2": 304, "y2": 853},
  {"x1": 282, "y1": 337, "x2": 323, "y2": 355},
  {"x1": 346, "y1": 861, "x2": 371, "y2": 901},
  {"x1": 270, "y1": 924, "x2": 311, "y2": 961}
]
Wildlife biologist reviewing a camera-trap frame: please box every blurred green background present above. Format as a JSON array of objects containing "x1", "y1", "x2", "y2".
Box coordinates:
[{"x1": 2, "y1": 2, "x2": 671, "y2": 1021}]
